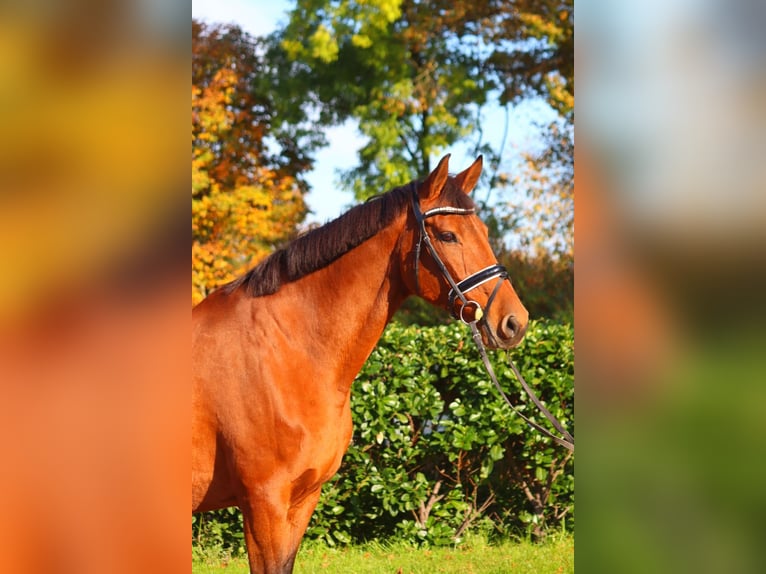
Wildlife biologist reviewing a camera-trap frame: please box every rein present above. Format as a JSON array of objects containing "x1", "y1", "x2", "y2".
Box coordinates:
[{"x1": 410, "y1": 188, "x2": 575, "y2": 452}]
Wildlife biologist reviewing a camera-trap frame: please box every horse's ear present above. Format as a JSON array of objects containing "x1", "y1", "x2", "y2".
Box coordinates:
[
  {"x1": 454, "y1": 155, "x2": 483, "y2": 195},
  {"x1": 420, "y1": 154, "x2": 451, "y2": 201}
]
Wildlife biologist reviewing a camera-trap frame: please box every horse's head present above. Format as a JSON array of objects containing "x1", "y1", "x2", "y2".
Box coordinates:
[{"x1": 401, "y1": 154, "x2": 529, "y2": 349}]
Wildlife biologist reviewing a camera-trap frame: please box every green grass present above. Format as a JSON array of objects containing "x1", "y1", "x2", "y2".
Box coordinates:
[{"x1": 192, "y1": 533, "x2": 574, "y2": 574}]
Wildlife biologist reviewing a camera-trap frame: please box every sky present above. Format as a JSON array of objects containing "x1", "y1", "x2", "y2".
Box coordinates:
[{"x1": 192, "y1": 0, "x2": 555, "y2": 225}]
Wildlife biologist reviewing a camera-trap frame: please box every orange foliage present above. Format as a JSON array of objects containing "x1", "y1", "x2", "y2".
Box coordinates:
[{"x1": 192, "y1": 26, "x2": 306, "y2": 306}]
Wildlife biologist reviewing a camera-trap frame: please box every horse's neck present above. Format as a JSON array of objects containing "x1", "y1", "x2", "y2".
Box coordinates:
[{"x1": 278, "y1": 217, "x2": 408, "y2": 387}]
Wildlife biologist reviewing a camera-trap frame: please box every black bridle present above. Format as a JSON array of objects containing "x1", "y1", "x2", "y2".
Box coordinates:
[
  {"x1": 410, "y1": 187, "x2": 575, "y2": 451},
  {"x1": 410, "y1": 188, "x2": 508, "y2": 334}
]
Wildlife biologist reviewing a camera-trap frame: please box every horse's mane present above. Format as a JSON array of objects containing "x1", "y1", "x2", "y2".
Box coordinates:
[{"x1": 224, "y1": 178, "x2": 474, "y2": 298}]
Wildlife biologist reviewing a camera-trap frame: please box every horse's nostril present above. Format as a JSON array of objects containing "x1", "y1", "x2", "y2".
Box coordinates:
[{"x1": 501, "y1": 314, "x2": 520, "y2": 339}]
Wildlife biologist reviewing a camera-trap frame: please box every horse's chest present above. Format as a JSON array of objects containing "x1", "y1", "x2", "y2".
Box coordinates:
[
  {"x1": 280, "y1": 407, "x2": 352, "y2": 503},
  {"x1": 273, "y1": 397, "x2": 352, "y2": 466}
]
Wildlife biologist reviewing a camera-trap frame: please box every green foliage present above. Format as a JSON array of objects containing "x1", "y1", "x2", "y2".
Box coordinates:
[
  {"x1": 392, "y1": 296, "x2": 451, "y2": 326},
  {"x1": 311, "y1": 319, "x2": 573, "y2": 545},
  {"x1": 192, "y1": 507, "x2": 245, "y2": 559},
  {"x1": 193, "y1": 319, "x2": 573, "y2": 552},
  {"x1": 274, "y1": 0, "x2": 496, "y2": 199}
]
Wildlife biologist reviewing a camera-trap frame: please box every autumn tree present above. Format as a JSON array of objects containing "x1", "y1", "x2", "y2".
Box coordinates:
[
  {"x1": 483, "y1": 0, "x2": 573, "y2": 120},
  {"x1": 484, "y1": 0, "x2": 573, "y2": 259},
  {"x1": 486, "y1": 0, "x2": 573, "y2": 316},
  {"x1": 192, "y1": 21, "x2": 310, "y2": 305}
]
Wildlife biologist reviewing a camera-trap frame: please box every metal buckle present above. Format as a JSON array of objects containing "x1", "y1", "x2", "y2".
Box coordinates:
[{"x1": 458, "y1": 300, "x2": 483, "y2": 325}]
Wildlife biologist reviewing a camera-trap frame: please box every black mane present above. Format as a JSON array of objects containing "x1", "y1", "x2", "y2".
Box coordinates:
[{"x1": 224, "y1": 178, "x2": 473, "y2": 298}]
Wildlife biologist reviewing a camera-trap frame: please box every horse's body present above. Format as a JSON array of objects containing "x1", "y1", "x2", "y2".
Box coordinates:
[{"x1": 192, "y1": 156, "x2": 528, "y2": 573}]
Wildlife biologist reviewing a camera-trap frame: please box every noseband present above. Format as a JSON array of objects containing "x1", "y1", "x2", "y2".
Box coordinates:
[{"x1": 410, "y1": 188, "x2": 509, "y2": 336}]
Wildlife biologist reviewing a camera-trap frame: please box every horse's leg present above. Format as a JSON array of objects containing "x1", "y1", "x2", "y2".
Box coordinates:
[
  {"x1": 239, "y1": 484, "x2": 323, "y2": 574},
  {"x1": 240, "y1": 500, "x2": 285, "y2": 574},
  {"x1": 283, "y1": 487, "x2": 323, "y2": 572}
]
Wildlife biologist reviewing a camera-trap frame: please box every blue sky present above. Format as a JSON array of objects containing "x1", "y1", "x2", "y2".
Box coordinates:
[{"x1": 192, "y1": 0, "x2": 555, "y2": 225}]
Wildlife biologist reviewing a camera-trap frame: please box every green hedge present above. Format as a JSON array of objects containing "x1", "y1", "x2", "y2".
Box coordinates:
[{"x1": 193, "y1": 319, "x2": 574, "y2": 552}]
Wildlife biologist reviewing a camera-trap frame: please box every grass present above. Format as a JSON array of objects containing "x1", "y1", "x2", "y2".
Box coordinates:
[{"x1": 192, "y1": 533, "x2": 574, "y2": 574}]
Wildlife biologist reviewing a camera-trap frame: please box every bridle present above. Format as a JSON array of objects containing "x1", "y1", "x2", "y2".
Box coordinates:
[
  {"x1": 410, "y1": 187, "x2": 508, "y2": 338},
  {"x1": 410, "y1": 186, "x2": 575, "y2": 451}
]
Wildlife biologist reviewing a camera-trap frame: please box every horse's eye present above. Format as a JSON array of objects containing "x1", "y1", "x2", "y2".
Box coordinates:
[{"x1": 438, "y1": 231, "x2": 457, "y2": 243}]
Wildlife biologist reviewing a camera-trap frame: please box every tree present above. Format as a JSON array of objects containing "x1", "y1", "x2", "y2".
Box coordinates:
[
  {"x1": 275, "y1": 0, "x2": 494, "y2": 199},
  {"x1": 274, "y1": 0, "x2": 573, "y2": 250},
  {"x1": 192, "y1": 21, "x2": 309, "y2": 305},
  {"x1": 482, "y1": 0, "x2": 573, "y2": 259},
  {"x1": 495, "y1": 120, "x2": 573, "y2": 259},
  {"x1": 192, "y1": 20, "x2": 319, "y2": 191},
  {"x1": 484, "y1": 0, "x2": 573, "y2": 120}
]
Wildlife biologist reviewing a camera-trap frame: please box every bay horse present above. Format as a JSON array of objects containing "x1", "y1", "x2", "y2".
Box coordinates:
[{"x1": 192, "y1": 155, "x2": 529, "y2": 573}]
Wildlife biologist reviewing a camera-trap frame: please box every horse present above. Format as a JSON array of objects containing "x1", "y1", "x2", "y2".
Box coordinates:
[{"x1": 192, "y1": 154, "x2": 529, "y2": 573}]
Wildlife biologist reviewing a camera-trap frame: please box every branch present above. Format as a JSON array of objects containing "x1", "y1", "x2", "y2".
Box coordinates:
[
  {"x1": 554, "y1": 505, "x2": 571, "y2": 521},
  {"x1": 453, "y1": 483, "x2": 496, "y2": 540},
  {"x1": 399, "y1": 132, "x2": 417, "y2": 162},
  {"x1": 436, "y1": 465, "x2": 457, "y2": 485},
  {"x1": 407, "y1": 413, "x2": 420, "y2": 447},
  {"x1": 416, "y1": 480, "x2": 444, "y2": 527},
  {"x1": 542, "y1": 450, "x2": 574, "y2": 507}
]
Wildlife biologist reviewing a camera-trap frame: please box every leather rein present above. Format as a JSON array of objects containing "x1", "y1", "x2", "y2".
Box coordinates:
[{"x1": 410, "y1": 187, "x2": 575, "y2": 451}]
